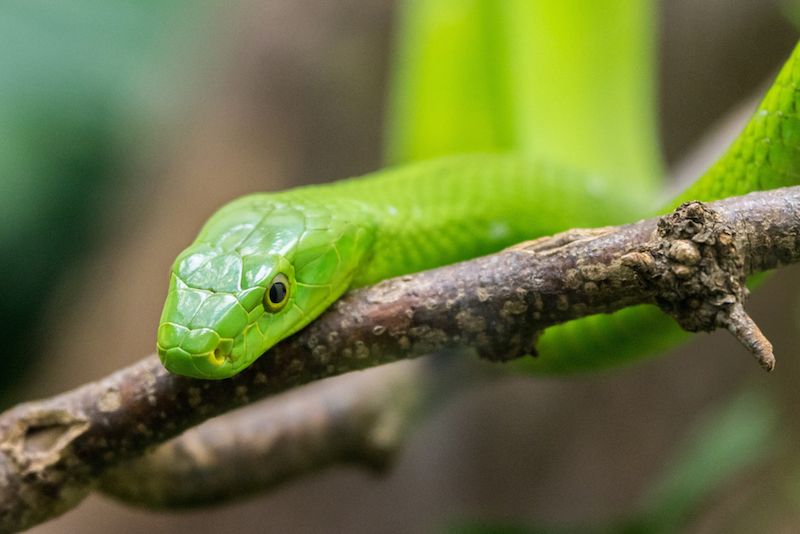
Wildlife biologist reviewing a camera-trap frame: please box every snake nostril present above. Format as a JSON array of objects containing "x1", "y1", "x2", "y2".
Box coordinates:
[
  {"x1": 211, "y1": 347, "x2": 226, "y2": 364},
  {"x1": 210, "y1": 339, "x2": 234, "y2": 365}
]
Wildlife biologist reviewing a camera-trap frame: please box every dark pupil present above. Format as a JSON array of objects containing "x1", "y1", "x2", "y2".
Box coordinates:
[{"x1": 269, "y1": 281, "x2": 287, "y2": 304}]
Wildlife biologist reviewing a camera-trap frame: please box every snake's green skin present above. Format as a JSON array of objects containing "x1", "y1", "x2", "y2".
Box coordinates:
[
  {"x1": 157, "y1": 156, "x2": 630, "y2": 378},
  {"x1": 158, "y1": 41, "x2": 800, "y2": 380}
]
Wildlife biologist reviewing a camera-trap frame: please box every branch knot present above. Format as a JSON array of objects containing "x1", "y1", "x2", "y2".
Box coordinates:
[
  {"x1": 651, "y1": 201, "x2": 744, "y2": 333},
  {"x1": 628, "y1": 201, "x2": 774, "y2": 370}
]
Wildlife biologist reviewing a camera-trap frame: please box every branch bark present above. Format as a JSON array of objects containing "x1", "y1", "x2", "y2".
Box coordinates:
[
  {"x1": 1, "y1": 186, "x2": 799, "y2": 532},
  {"x1": 98, "y1": 355, "x2": 486, "y2": 508}
]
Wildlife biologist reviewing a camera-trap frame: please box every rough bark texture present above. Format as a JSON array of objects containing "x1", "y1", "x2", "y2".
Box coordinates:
[
  {"x1": 98, "y1": 356, "x2": 484, "y2": 508},
  {"x1": 1, "y1": 186, "x2": 799, "y2": 532}
]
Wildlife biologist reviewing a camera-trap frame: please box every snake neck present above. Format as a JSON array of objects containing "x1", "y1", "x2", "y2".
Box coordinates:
[{"x1": 327, "y1": 154, "x2": 640, "y2": 288}]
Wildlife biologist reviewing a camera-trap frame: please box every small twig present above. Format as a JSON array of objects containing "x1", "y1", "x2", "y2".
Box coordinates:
[
  {"x1": 1, "y1": 186, "x2": 800, "y2": 531},
  {"x1": 725, "y1": 304, "x2": 775, "y2": 371}
]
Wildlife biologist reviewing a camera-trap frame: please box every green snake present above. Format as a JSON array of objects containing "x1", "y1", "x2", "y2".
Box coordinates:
[{"x1": 157, "y1": 37, "x2": 800, "y2": 379}]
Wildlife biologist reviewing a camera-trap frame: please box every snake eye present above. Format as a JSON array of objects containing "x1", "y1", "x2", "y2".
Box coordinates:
[{"x1": 265, "y1": 273, "x2": 290, "y2": 311}]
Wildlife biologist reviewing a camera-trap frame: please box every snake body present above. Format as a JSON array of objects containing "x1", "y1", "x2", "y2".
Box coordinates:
[
  {"x1": 157, "y1": 156, "x2": 627, "y2": 378},
  {"x1": 159, "y1": 42, "x2": 800, "y2": 380}
]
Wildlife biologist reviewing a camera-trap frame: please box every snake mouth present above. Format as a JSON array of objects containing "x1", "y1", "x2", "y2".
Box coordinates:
[{"x1": 157, "y1": 323, "x2": 240, "y2": 379}]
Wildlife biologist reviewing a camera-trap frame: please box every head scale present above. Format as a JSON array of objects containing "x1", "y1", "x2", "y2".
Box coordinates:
[{"x1": 157, "y1": 195, "x2": 369, "y2": 379}]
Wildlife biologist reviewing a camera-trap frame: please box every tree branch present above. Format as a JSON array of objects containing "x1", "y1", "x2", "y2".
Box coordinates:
[
  {"x1": 1, "y1": 186, "x2": 799, "y2": 532},
  {"x1": 97, "y1": 355, "x2": 486, "y2": 508}
]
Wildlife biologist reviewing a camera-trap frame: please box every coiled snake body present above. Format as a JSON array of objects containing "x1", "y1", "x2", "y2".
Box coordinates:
[{"x1": 158, "y1": 43, "x2": 800, "y2": 379}]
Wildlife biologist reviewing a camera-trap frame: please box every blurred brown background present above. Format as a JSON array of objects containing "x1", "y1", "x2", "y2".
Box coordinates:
[{"x1": 13, "y1": 0, "x2": 800, "y2": 532}]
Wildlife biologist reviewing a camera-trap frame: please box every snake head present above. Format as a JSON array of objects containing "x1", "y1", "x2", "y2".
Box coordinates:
[{"x1": 157, "y1": 195, "x2": 371, "y2": 379}]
